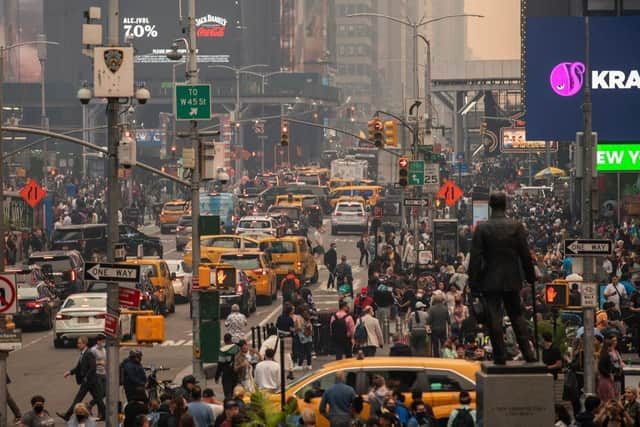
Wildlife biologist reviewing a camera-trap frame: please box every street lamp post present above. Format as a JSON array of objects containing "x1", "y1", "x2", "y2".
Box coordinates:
[{"x1": 208, "y1": 64, "x2": 269, "y2": 178}]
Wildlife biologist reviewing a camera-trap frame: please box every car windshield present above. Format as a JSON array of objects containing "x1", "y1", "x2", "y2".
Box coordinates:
[
  {"x1": 87, "y1": 282, "x2": 109, "y2": 292},
  {"x1": 268, "y1": 208, "x2": 300, "y2": 220},
  {"x1": 52, "y1": 230, "x2": 82, "y2": 241},
  {"x1": 178, "y1": 217, "x2": 192, "y2": 226},
  {"x1": 238, "y1": 220, "x2": 271, "y2": 229},
  {"x1": 164, "y1": 203, "x2": 187, "y2": 211},
  {"x1": 263, "y1": 241, "x2": 296, "y2": 253},
  {"x1": 220, "y1": 255, "x2": 261, "y2": 270},
  {"x1": 63, "y1": 295, "x2": 105, "y2": 309},
  {"x1": 139, "y1": 265, "x2": 158, "y2": 278},
  {"x1": 167, "y1": 262, "x2": 182, "y2": 273},
  {"x1": 29, "y1": 257, "x2": 72, "y2": 271}
]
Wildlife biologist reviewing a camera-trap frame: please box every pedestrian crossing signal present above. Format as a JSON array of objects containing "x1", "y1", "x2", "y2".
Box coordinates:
[{"x1": 545, "y1": 283, "x2": 568, "y2": 308}]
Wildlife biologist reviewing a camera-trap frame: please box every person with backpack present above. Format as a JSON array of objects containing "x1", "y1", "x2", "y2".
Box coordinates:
[
  {"x1": 354, "y1": 306, "x2": 383, "y2": 357},
  {"x1": 331, "y1": 300, "x2": 355, "y2": 360},
  {"x1": 281, "y1": 270, "x2": 301, "y2": 305},
  {"x1": 121, "y1": 350, "x2": 147, "y2": 403},
  {"x1": 296, "y1": 310, "x2": 314, "y2": 370},
  {"x1": 447, "y1": 391, "x2": 476, "y2": 427},
  {"x1": 214, "y1": 334, "x2": 240, "y2": 399},
  {"x1": 407, "y1": 302, "x2": 429, "y2": 356}
]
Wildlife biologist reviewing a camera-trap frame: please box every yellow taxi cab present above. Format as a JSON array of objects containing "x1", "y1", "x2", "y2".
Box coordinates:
[
  {"x1": 259, "y1": 236, "x2": 318, "y2": 285},
  {"x1": 328, "y1": 178, "x2": 353, "y2": 192},
  {"x1": 124, "y1": 258, "x2": 176, "y2": 314},
  {"x1": 269, "y1": 357, "x2": 479, "y2": 426},
  {"x1": 329, "y1": 195, "x2": 367, "y2": 210},
  {"x1": 329, "y1": 185, "x2": 384, "y2": 208},
  {"x1": 159, "y1": 200, "x2": 191, "y2": 234},
  {"x1": 215, "y1": 250, "x2": 278, "y2": 305},
  {"x1": 274, "y1": 195, "x2": 304, "y2": 208},
  {"x1": 183, "y1": 235, "x2": 259, "y2": 266}
]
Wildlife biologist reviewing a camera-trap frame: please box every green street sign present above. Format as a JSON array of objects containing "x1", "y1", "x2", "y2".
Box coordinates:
[
  {"x1": 597, "y1": 143, "x2": 640, "y2": 172},
  {"x1": 408, "y1": 160, "x2": 425, "y2": 186},
  {"x1": 175, "y1": 84, "x2": 211, "y2": 121}
]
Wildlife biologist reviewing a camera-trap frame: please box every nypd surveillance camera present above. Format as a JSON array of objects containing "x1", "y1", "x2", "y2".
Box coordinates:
[
  {"x1": 135, "y1": 87, "x2": 151, "y2": 105},
  {"x1": 77, "y1": 86, "x2": 92, "y2": 105}
]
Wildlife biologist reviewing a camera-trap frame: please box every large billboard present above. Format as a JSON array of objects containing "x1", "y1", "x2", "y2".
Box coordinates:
[
  {"x1": 500, "y1": 127, "x2": 558, "y2": 153},
  {"x1": 525, "y1": 17, "x2": 640, "y2": 141}
]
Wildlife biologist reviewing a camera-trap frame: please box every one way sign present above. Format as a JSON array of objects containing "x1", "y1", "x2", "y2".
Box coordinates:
[
  {"x1": 564, "y1": 239, "x2": 613, "y2": 257},
  {"x1": 84, "y1": 262, "x2": 141, "y2": 283}
]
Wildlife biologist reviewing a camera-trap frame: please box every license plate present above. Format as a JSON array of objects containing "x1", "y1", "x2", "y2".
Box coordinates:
[{"x1": 77, "y1": 317, "x2": 89, "y2": 323}]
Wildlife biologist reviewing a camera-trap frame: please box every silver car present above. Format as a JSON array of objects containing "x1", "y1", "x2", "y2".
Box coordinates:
[
  {"x1": 331, "y1": 201, "x2": 368, "y2": 235},
  {"x1": 53, "y1": 293, "x2": 132, "y2": 348}
]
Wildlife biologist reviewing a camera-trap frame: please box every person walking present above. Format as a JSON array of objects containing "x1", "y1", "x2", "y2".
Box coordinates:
[
  {"x1": 331, "y1": 301, "x2": 355, "y2": 360},
  {"x1": 426, "y1": 292, "x2": 450, "y2": 357},
  {"x1": 319, "y1": 371, "x2": 357, "y2": 427},
  {"x1": 357, "y1": 234, "x2": 369, "y2": 267},
  {"x1": 57, "y1": 336, "x2": 105, "y2": 421},
  {"x1": 215, "y1": 334, "x2": 240, "y2": 399},
  {"x1": 19, "y1": 395, "x2": 55, "y2": 427},
  {"x1": 233, "y1": 340, "x2": 261, "y2": 393},
  {"x1": 324, "y1": 243, "x2": 338, "y2": 290},
  {"x1": 224, "y1": 304, "x2": 248, "y2": 344},
  {"x1": 407, "y1": 302, "x2": 429, "y2": 356},
  {"x1": 88, "y1": 335, "x2": 106, "y2": 416},
  {"x1": 121, "y1": 350, "x2": 147, "y2": 403},
  {"x1": 280, "y1": 270, "x2": 301, "y2": 306},
  {"x1": 187, "y1": 387, "x2": 214, "y2": 427},
  {"x1": 296, "y1": 310, "x2": 314, "y2": 370},
  {"x1": 355, "y1": 306, "x2": 383, "y2": 357},
  {"x1": 446, "y1": 391, "x2": 476, "y2": 427},
  {"x1": 254, "y1": 348, "x2": 281, "y2": 393}
]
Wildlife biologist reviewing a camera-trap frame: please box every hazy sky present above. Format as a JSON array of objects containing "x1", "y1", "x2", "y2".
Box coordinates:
[{"x1": 465, "y1": 0, "x2": 521, "y2": 60}]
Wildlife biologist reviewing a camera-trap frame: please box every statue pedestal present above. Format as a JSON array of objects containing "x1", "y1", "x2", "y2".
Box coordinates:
[{"x1": 476, "y1": 362, "x2": 554, "y2": 427}]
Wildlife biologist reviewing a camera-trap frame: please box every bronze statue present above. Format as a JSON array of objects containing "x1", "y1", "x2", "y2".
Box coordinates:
[{"x1": 468, "y1": 192, "x2": 537, "y2": 364}]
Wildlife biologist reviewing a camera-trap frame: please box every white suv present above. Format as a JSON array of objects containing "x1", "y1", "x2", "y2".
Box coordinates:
[
  {"x1": 236, "y1": 215, "x2": 280, "y2": 236},
  {"x1": 331, "y1": 201, "x2": 368, "y2": 235}
]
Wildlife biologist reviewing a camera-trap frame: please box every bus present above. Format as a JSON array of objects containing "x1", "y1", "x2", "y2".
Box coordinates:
[{"x1": 199, "y1": 192, "x2": 238, "y2": 233}]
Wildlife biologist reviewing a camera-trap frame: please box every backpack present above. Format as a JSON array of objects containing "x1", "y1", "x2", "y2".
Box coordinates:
[
  {"x1": 283, "y1": 277, "x2": 297, "y2": 302},
  {"x1": 451, "y1": 407, "x2": 475, "y2": 427},
  {"x1": 354, "y1": 319, "x2": 368, "y2": 344},
  {"x1": 331, "y1": 313, "x2": 348, "y2": 339}
]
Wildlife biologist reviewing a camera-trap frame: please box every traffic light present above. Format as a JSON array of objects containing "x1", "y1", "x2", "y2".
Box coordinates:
[
  {"x1": 281, "y1": 119, "x2": 289, "y2": 147},
  {"x1": 545, "y1": 283, "x2": 568, "y2": 308},
  {"x1": 135, "y1": 315, "x2": 165, "y2": 343},
  {"x1": 398, "y1": 157, "x2": 409, "y2": 187},
  {"x1": 372, "y1": 118, "x2": 384, "y2": 147},
  {"x1": 384, "y1": 120, "x2": 397, "y2": 146}
]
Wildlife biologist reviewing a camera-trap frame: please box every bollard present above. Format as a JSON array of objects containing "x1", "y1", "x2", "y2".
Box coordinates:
[
  {"x1": 382, "y1": 317, "x2": 390, "y2": 345},
  {"x1": 257, "y1": 327, "x2": 262, "y2": 350},
  {"x1": 251, "y1": 327, "x2": 257, "y2": 349}
]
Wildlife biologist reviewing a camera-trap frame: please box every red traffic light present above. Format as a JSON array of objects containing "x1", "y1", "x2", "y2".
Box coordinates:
[
  {"x1": 399, "y1": 158, "x2": 409, "y2": 168},
  {"x1": 374, "y1": 120, "x2": 383, "y2": 131}
]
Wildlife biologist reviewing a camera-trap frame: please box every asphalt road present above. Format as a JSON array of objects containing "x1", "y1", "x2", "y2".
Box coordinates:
[{"x1": 8, "y1": 219, "x2": 367, "y2": 418}]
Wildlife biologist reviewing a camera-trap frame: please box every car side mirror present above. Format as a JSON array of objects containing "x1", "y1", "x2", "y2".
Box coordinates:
[{"x1": 170, "y1": 272, "x2": 177, "y2": 280}]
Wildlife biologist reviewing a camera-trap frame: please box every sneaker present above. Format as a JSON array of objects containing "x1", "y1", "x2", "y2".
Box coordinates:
[
  {"x1": 292, "y1": 364, "x2": 302, "y2": 371},
  {"x1": 12, "y1": 417, "x2": 21, "y2": 425},
  {"x1": 306, "y1": 365, "x2": 313, "y2": 371}
]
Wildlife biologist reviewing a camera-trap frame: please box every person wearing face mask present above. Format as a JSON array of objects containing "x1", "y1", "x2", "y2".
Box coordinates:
[
  {"x1": 20, "y1": 396, "x2": 54, "y2": 427},
  {"x1": 407, "y1": 401, "x2": 436, "y2": 427}
]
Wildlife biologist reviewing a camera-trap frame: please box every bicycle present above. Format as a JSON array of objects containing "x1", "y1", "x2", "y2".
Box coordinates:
[{"x1": 144, "y1": 366, "x2": 174, "y2": 401}]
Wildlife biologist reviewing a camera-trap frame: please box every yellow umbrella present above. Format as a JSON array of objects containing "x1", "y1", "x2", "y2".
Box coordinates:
[{"x1": 534, "y1": 167, "x2": 566, "y2": 180}]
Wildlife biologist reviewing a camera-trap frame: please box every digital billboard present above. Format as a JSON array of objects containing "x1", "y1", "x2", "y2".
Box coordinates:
[
  {"x1": 500, "y1": 127, "x2": 558, "y2": 153},
  {"x1": 525, "y1": 17, "x2": 640, "y2": 141},
  {"x1": 596, "y1": 143, "x2": 640, "y2": 172}
]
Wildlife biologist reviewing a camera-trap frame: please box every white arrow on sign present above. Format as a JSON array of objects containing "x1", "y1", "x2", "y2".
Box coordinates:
[
  {"x1": 189, "y1": 107, "x2": 198, "y2": 116},
  {"x1": 87, "y1": 264, "x2": 138, "y2": 280}
]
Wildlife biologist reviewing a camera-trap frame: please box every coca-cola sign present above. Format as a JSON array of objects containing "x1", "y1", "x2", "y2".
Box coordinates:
[{"x1": 196, "y1": 14, "x2": 228, "y2": 38}]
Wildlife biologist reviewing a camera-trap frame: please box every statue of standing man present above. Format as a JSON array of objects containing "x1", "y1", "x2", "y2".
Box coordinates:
[{"x1": 468, "y1": 192, "x2": 537, "y2": 364}]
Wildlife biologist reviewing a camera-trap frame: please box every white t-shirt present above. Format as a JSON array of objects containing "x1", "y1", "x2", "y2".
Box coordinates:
[
  {"x1": 253, "y1": 359, "x2": 281, "y2": 391},
  {"x1": 605, "y1": 282, "x2": 627, "y2": 308}
]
